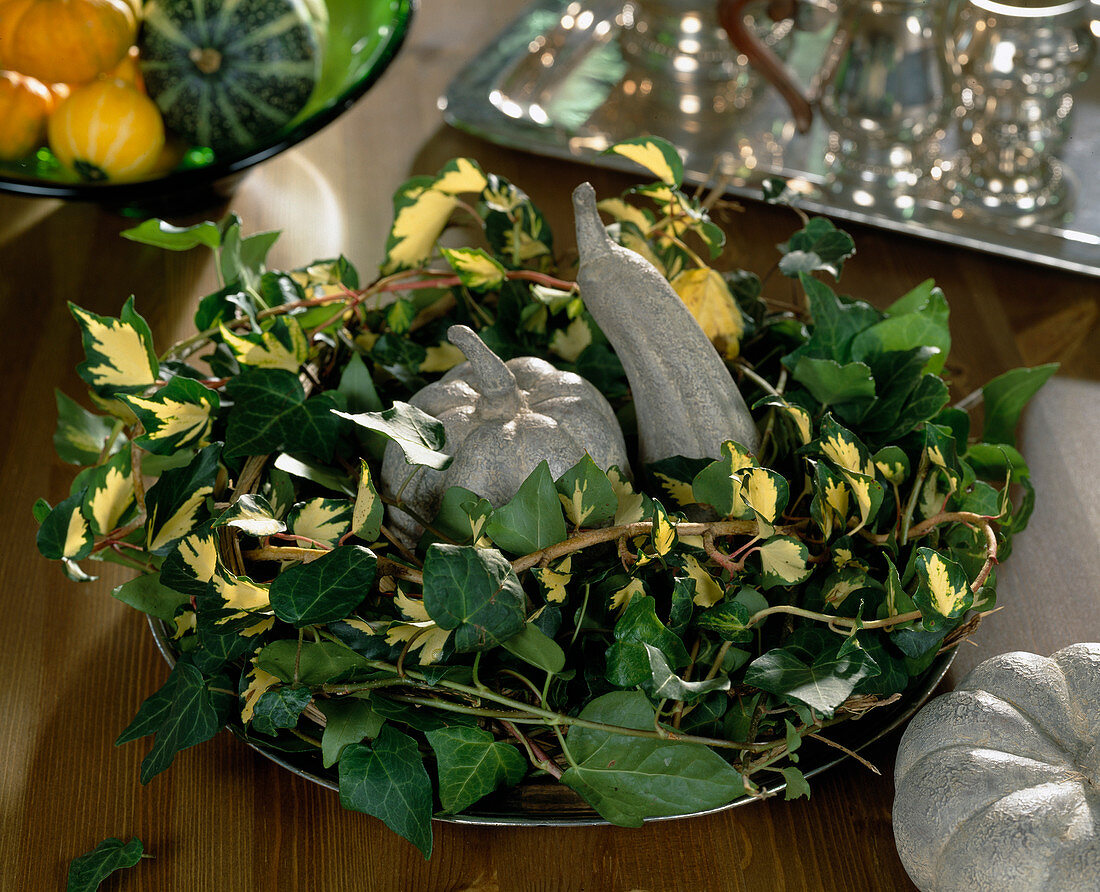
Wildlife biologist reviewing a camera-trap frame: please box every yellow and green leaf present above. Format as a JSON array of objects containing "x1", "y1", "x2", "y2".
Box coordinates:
[
  {"x1": 650, "y1": 501, "x2": 677, "y2": 557},
  {"x1": 757, "y1": 535, "x2": 812, "y2": 590},
  {"x1": 670, "y1": 267, "x2": 744, "y2": 360},
  {"x1": 81, "y1": 445, "x2": 134, "y2": 535},
  {"x1": 606, "y1": 136, "x2": 684, "y2": 187},
  {"x1": 609, "y1": 577, "x2": 646, "y2": 611},
  {"x1": 220, "y1": 316, "x2": 309, "y2": 373},
  {"x1": 440, "y1": 247, "x2": 507, "y2": 292},
  {"x1": 681, "y1": 554, "x2": 725, "y2": 607},
  {"x1": 352, "y1": 461, "x2": 384, "y2": 542},
  {"x1": 122, "y1": 377, "x2": 219, "y2": 455},
  {"x1": 70, "y1": 297, "x2": 159, "y2": 395},
  {"x1": 144, "y1": 445, "x2": 220, "y2": 554},
  {"x1": 913, "y1": 548, "x2": 973, "y2": 629},
  {"x1": 531, "y1": 556, "x2": 572, "y2": 604},
  {"x1": 36, "y1": 490, "x2": 94, "y2": 561},
  {"x1": 692, "y1": 440, "x2": 758, "y2": 519},
  {"x1": 287, "y1": 498, "x2": 353, "y2": 547}
]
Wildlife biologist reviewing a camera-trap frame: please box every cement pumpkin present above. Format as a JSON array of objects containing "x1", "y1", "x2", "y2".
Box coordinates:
[
  {"x1": 893, "y1": 643, "x2": 1100, "y2": 891},
  {"x1": 380, "y1": 324, "x2": 630, "y2": 545}
]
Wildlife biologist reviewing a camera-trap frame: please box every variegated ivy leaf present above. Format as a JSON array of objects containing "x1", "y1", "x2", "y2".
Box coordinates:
[
  {"x1": 670, "y1": 267, "x2": 743, "y2": 360},
  {"x1": 924, "y1": 422, "x2": 963, "y2": 493},
  {"x1": 692, "y1": 440, "x2": 758, "y2": 519},
  {"x1": 840, "y1": 468, "x2": 884, "y2": 535},
  {"x1": 596, "y1": 197, "x2": 652, "y2": 233},
  {"x1": 440, "y1": 247, "x2": 507, "y2": 292},
  {"x1": 809, "y1": 459, "x2": 850, "y2": 540},
  {"x1": 212, "y1": 493, "x2": 285, "y2": 538},
  {"x1": 70, "y1": 297, "x2": 158, "y2": 396},
  {"x1": 548, "y1": 317, "x2": 592, "y2": 363},
  {"x1": 220, "y1": 316, "x2": 309, "y2": 373},
  {"x1": 382, "y1": 159, "x2": 488, "y2": 274},
  {"x1": 879, "y1": 554, "x2": 917, "y2": 620},
  {"x1": 610, "y1": 578, "x2": 646, "y2": 610},
  {"x1": 821, "y1": 567, "x2": 874, "y2": 611},
  {"x1": 145, "y1": 444, "x2": 220, "y2": 554},
  {"x1": 680, "y1": 554, "x2": 724, "y2": 607},
  {"x1": 352, "y1": 461, "x2": 384, "y2": 542},
  {"x1": 81, "y1": 445, "x2": 134, "y2": 535},
  {"x1": 608, "y1": 466, "x2": 646, "y2": 525},
  {"x1": 757, "y1": 535, "x2": 812, "y2": 590},
  {"x1": 531, "y1": 556, "x2": 572, "y2": 604},
  {"x1": 36, "y1": 490, "x2": 94, "y2": 561},
  {"x1": 555, "y1": 454, "x2": 617, "y2": 529},
  {"x1": 913, "y1": 547, "x2": 973, "y2": 630},
  {"x1": 650, "y1": 501, "x2": 677, "y2": 558},
  {"x1": 817, "y1": 414, "x2": 874, "y2": 479},
  {"x1": 160, "y1": 526, "x2": 218, "y2": 597},
  {"x1": 755, "y1": 395, "x2": 813, "y2": 446},
  {"x1": 873, "y1": 445, "x2": 910, "y2": 486},
  {"x1": 432, "y1": 486, "x2": 493, "y2": 546},
  {"x1": 606, "y1": 136, "x2": 684, "y2": 187},
  {"x1": 287, "y1": 498, "x2": 353, "y2": 547},
  {"x1": 212, "y1": 570, "x2": 274, "y2": 637},
  {"x1": 741, "y1": 467, "x2": 789, "y2": 529},
  {"x1": 122, "y1": 377, "x2": 219, "y2": 455}
]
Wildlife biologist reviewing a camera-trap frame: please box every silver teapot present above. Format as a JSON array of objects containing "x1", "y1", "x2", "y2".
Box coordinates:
[{"x1": 718, "y1": 0, "x2": 952, "y2": 181}]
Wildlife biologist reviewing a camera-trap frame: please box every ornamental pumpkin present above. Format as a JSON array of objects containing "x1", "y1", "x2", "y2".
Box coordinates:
[
  {"x1": 572, "y1": 182, "x2": 760, "y2": 465},
  {"x1": 0, "y1": 70, "x2": 54, "y2": 160},
  {"x1": 379, "y1": 324, "x2": 631, "y2": 545},
  {"x1": 47, "y1": 78, "x2": 165, "y2": 181},
  {"x1": 0, "y1": 0, "x2": 136, "y2": 85},
  {"x1": 139, "y1": 0, "x2": 319, "y2": 155},
  {"x1": 893, "y1": 643, "x2": 1100, "y2": 891}
]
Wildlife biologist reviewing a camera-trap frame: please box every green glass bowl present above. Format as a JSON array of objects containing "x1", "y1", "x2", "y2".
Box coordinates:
[{"x1": 0, "y1": 0, "x2": 414, "y2": 210}]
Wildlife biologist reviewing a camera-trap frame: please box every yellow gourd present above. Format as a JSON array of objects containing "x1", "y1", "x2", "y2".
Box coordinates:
[
  {"x1": 0, "y1": 0, "x2": 136, "y2": 85},
  {"x1": 47, "y1": 78, "x2": 165, "y2": 181},
  {"x1": 0, "y1": 70, "x2": 54, "y2": 160}
]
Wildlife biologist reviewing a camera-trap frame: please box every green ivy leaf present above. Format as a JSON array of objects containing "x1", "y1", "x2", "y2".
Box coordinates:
[
  {"x1": 67, "y1": 837, "x2": 145, "y2": 892},
  {"x1": 743, "y1": 637, "x2": 879, "y2": 717},
  {"x1": 422, "y1": 544, "x2": 526, "y2": 652},
  {"x1": 607, "y1": 595, "x2": 689, "y2": 674},
  {"x1": 695, "y1": 600, "x2": 754, "y2": 642},
  {"x1": 500, "y1": 623, "x2": 566, "y2": 674},
  {"x1": 53, "y1": 390, "x2": 118, "y2": 465},
  {"x1": 851, "y1": 282, "x2": 950, "y2": 374},
  {"x1": 121, "y1": 217, "x2": 221, "y2": 250},
  {"x1": 70, "y1": 297, "x2": 159, "y2": 396},
  {"x1": 786, "y1": 275, "x2": 880, "y2": 366},
  {"x1": 779, "y1": 766, "x2": 811, "y2": 800},
  {"x1": 144, "y1": 444, "x2": 220, "y2": 554},
  {"x1": 981, "y1": 363, "x2": 1058, "y2": 447},
  {"x1": 269, "y1": 545, "x2": 377, "y2": 627},
  {"x1": 36, "y1": 490, "x2": 94, "y2": 561},
  {"x1": 426, "y1": 725, "x2": 527, "y2": 814},
  {"x1": 254, "y1": 639, "x2": 373, "y2": 685},
  {"x1": 334, "y1": 401, "x2": 452, "y2": 471},
  {"x1": 224, "y1": 369, "x2": 342, "y2": 462},
  {"x1": 791, "y1": 356, "x2": 875, "y2": 417},
  {"x1": 251, "y1": 686, "x2": 313, "y2": 736},
  {"x1": 112, "y1": 572, "x2": 190, "y2": 621},
  {"x1": 642, "y1": 643, "x2": 731, "y2": 702},
  {"x1": 318, "y1": 698, "x2": 385, "y2": 768},
  {"x1": 779, "y1": 217, "x2": 855, "y2": 279},
  {"x1": 485, "y1": 461, "x2": 568, "y2": 554},
  {"x1": 116, "y1": 659, "x2": 226, "y2": 783},
  {"x1": 561, "y1": 691, "x2": 744, "y2": 826},
  {"x1": 339, "y1": 726, "x2": 434, "y2": 858},
  {"x1": 429, "y1": 486, "x2": 493, "y2": 546}
]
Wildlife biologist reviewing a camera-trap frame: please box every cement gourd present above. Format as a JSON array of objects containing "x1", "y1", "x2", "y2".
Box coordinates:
[
  {"x1": 893, "y1": 643, "x2": 1100, "y2": 891},
  {"x1": 380, "y1": 324, "x2": 630, "y2": 545},
  {"x1": 572, "y1": 182, "x2": 759, "y2": 465}
]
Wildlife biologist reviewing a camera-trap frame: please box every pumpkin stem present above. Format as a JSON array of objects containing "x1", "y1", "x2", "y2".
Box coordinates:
[
  {"x1": 572, "y1": 182, "x2": 616, "y2": 261},
  {"x1": 447, "y1": 325, "x2": 523, "y2": 417},
  {"x1": 189, "y1": 47, "x2": 223, "y2": 75}
]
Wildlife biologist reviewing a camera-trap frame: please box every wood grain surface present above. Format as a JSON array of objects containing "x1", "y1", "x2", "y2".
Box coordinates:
[{"x1": 2, "y1": 1, "x2": 1098, "y2": 889}]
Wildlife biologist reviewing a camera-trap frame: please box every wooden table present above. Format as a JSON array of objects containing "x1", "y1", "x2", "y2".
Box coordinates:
[{"x1": 2, "y1": 2, "x2": 1098, "y2": 888}]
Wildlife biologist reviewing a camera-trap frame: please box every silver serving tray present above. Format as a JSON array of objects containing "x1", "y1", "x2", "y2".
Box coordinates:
[
  {"x1": 147, "y1": 616, "x2": 953, "y2": 826},
  {"x1": 441, "y1": 0, "x2": 1100, "y2": 277}
]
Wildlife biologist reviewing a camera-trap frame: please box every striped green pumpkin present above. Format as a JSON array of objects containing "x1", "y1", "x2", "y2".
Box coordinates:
[{"x1": 140, "y1": 0, "x2": 320, "y2": 156}]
